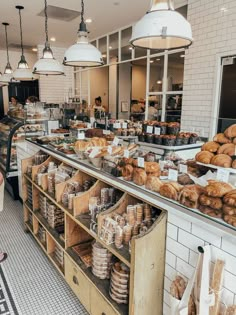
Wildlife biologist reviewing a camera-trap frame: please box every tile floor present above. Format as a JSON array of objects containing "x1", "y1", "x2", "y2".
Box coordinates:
[{"x1": 0, "y1": 192, "x2": 88, "y2": 315}]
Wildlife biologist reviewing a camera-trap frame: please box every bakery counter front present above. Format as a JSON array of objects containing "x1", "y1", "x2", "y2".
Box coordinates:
[{"x1": 21, "y1": 139, "x2": 236, "y2": 315}]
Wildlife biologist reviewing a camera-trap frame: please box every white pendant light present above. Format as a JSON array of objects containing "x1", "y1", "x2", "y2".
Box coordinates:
[
  {"x1": 13, "y1": 6, "x2": 37, "y2": 81},
  {"x1": 130, "y1": 0, "x2": 193, "y2": 50},
  {"x1": 0, "y1": 23, "x2": 13, "y2": 84},
  {"x1": 33, "y1": 0, "x2": 64, "y2": 75},
  {"x1": 63, "y1": 0, "x2": 103, "y2": 67}
]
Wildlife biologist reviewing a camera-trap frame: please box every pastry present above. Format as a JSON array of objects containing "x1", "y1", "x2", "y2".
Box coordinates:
[
  {"x1": 222, "y1": 205, "x2": 236, "y2": 216},
  {"x1": 199, "y1": 194, "x2": 223, "y2": 210},
  {"x1": 213, "y1": 133, "x2": 231, "y2": 144},
  {"x1": 160, "y1": 182, "x2": 182, "y2": 201},
  {"x1": 201, "y1": 141, "x2": 220, "y2": 153},
  {"x1": 179, "y1": 185, "x2": 205, "y2": 209},
  {"x1": 205, "y1": 180, "x2": 233, "y2": 197},
  {"x1": 122, "y1": 165, "x2": 134, "y2": 181},
  {"x1": 178, "y1": 174, "x2": 194, "y2": 185},
  {"x1": 170, "y1": 276, "x2": 186, "y2": 300},
  {"x1": 223, "y1": 215, "x2": 236, "y2": 227},
  {"x1": 145, "y1": 176, "x2": 163, "y2": 192},
  {"x1": 133, "y1": 168, "x2": 147, "y2": 186},
  {"x1": 195, "y1": 151, "x2": 214, "y2": 164},
  {"x1": 217, "y1": 143, "x2": 235, "y2": 156},
  {"x1": 144, "y1": 162, "x2": 160, "y2": 176},
  {"x1": 74, "y1": 140, "x2": 90, "y2": 151},
  {"x1": 223, "y1": 189, "x2": 236, "y2": 207},
  {"x1": 224, "y1": 124, "x2": 236, "y2": 138},
  {"x1": 199, "y1": 205, "x2": 222, "y2": 218},
  {"x1": 211, "y1": 154, "x2": 232, "y2": 168}
]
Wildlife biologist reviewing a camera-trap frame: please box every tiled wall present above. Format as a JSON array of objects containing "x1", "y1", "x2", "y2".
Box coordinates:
[
  {"x1": 181, "y1": 0, "x2": 236, "y2": 138},
  {"x1": 164, "y1": 212, "x2": 236, "y2": 314},
  {"x1": 37, "y1": 45, "x2": 73, "y2": 103}
]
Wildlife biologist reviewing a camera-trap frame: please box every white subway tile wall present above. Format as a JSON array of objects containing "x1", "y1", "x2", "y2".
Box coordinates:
[{"x1": 164, "y1": 214, "x2": 236, "y2": 314}]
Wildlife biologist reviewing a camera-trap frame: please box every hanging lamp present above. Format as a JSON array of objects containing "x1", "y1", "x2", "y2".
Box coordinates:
[
  {"x1": 33, "y1": 0, "x2": 64, "y2": 75},
  {"x1": 0, "y1": 23, "x2": 13, "y2": 83},
  {"x1": 13, "y1": 6, "x2": 37, "y2": 81},
  {"x1": 63, "y1": 0, "x2": 103, "y2": 67},
  {"x1": 130, "y1": 0, "x2": 193, "y2": 50}
]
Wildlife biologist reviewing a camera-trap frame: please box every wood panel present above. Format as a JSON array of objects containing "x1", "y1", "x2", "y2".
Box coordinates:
[{"x1": 90, "y1": 284, "x2": 119, "y2": 315}]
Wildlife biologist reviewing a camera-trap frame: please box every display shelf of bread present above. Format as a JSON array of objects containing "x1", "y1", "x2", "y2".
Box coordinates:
[{"x1": 195, "y1": 124, "x2": 236, "y2": 170}]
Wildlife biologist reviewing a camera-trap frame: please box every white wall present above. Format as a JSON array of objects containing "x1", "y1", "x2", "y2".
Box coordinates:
[
  {"x1": 181, "y1": 0, "x2": 236, "y2": 138},
  {"x1": 90, "y1": 67, "x2": 109, "y2": 108},
  {"x1": 118, "y1": 62, "x2": 131, "y2": 120}
]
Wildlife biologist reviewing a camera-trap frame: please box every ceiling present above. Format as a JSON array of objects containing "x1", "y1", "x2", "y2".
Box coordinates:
[{"x1": 0, "y1": 0, "x2": 151, "y2": 52}]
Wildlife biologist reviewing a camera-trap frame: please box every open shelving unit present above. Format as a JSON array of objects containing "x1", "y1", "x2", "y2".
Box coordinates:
[{"x1": 22, "y1": 152, "x2": 167, "y2": 315}]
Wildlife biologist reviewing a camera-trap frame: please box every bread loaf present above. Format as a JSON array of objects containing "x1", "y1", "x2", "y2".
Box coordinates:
[
  {"x1": 145, "y1": 176, "x2": 163, "y2": 192},
  {"x1": 201, "y1": 141, "x2": 220, "y2": 153},
  {"x1": 195, "y1": 151, "x2": 214, "y2": 164},
  {"x1": 223, "y1": 189, "x2": 236, "y2": 207},
  {"x1": 160, "y1": 182, "x2": 182, "y2": 201},
  {"x1": 213, "y1": 133, "x2": 231, "y2": 144},
  {"x1": 211, "y1": 154, "x2": 232, "y2": 168},
  {"x1": 199, "y1": 194, "x2": 223, "y2": 210},
  {"x1": 205, "y1": 180, "x2": 233, "y2": 197},
  {"x1": 223, "y1": 215, "x2": 236, "y2": 227},
  {"x1": 199, "y1": 205, "x2": 222, "y2": 218},
  {"x1": 179, "y1": 185, "x2": 205, "y2": 209},
  {"x1": 224, "y1": 124, "x2": 236, "y2": 138},
  {"x1": 178, "y1": 174, "x2": 194, "y2": 185},
  {"x1": 122, "y1": 164, "x2": 134, "y2": 181},
  {"x1": 74, "y1": 140, "x2": 90, "y2": 151},
  {"x1": 144, "y1": 162, "x2": 160, "y2": 176},
  {"x1": 217, "y1": 143, "x2": 235, "y2": 156},
  {"x1": 133, "y1": 168, "x2": 147, "y2": 186},
  {"x1": 222, "y1": 205, "x2": 236, "y2": 216}
]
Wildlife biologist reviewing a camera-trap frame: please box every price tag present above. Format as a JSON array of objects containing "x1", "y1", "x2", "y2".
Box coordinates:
[
  {"x1": 122, "y1": 122, "x2": 128, "y2": 129},
  {"x1": 159, "y1": 160, "x2": 165, "y2": 171},
  {"x1": 124, "y1": 150, "x2": 129, "y2": 158},
  {"x1": 89, "y1": 148, "x2": 100, "y2": 158},
  {"x1": 116, "y1": 122, "x2": 121, "y2": 129},
  {"x1": 146, "y1": 126, "x2": 153, "y2": 134},
  {"x1": 87, "y1": 123, "x2": 92, "y2": 128},
  {"x1": 179, "y1": 164, "x2": 188, "y2": 174},
  {"x1": 168, "y1": 169, "x2": 178, "y2": 181},
  {"x1": 154, "y1": 127, "x2": 161, "y2": 135},
  {"x1": 78, "y1": 132, "x2": 85, "y2": 140},
  {"x1": 103, "y1": 129, "x2": 111, "y2": 135},
  {"x1": 137, "y1": 157, "x2": 145, "y2": 168},
  {"x1": 216, "y1": 168, "x2": 230, "y2": 183},
  {"x1": 108, "y1": 146, "x2": 113, "y2": 155},
  {"x1": 113, "y1": 137, "x2": 120, "y2": 146}
]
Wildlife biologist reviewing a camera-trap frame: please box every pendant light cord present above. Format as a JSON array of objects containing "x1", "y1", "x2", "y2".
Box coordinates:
[
  {"x1": 4, "y1": 24, "x2": 10, "y2": 63},
  {"x1": 81, "y1": 0, "x2": 84, "y2": 23},
  {"x1": 18, "y1": 9, "x2": 24, "y2": 56},
  {"x1": 44, "y1": 0, "x2": 49, "y2": 42}
]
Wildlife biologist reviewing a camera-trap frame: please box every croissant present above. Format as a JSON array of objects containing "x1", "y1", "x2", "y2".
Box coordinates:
[
  {"x1": 222, "y1": 205, "x2": 236, "y2": 216},
  {"x1": 223, "y1": 214, "x2": 236, "y2": 227},
  {"x1": 160, "y1": 182, "x2": 182, "y2": 201},
  {"x1": 205, "y1": 180, "x2": 233, "y2": 197},
  {"x1": 179, "y1": 185, "x2": 205, "y2": 209},
  {"x1": 122, "y1": 164, "x2": 134, "y2": 181},
  {"x1": 213, "y1": 133, "x2": 231, "y2": 144},
  {"x1": 145, "y1": 176, "x2": 163, "y2": 192},
  {"x1": 224, "y1": 124, "x2": 236, "y2": 138},
  {"x1": 133, "y1": 168, "x2": 147, "y2": 186},
  {"x1": 217, "y1": 143, "x2": 235, "y2": 156},
  {"x1": 199, "y1": 205, "x2": 222, "y2": 218},
  {"x1": 195, "y1": 151, "x2": 214, "y2": 164},
  {"x1": 211, "y1": 154, "x2": 232, "y2": 168},
  {"x1": 223, "y1": 189, "x2": 236, "y2": 206},
  {"x1": 144, "y1": 162, "x2": 160, "y2": 176},
  {"x1": 201, "y1": 141, "x2": 220, "y2": 153},
  {"x1": 199, "y1": 194, "x2": 223, "y2": 210}
]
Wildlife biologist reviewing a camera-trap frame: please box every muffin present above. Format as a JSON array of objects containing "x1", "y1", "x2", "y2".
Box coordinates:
[
  {"x1": 176, "y1": 132, "x2": 190, "y2": 145},
  {"x1": 189, "y1": 133, "x2": 199, "y2": 144},
  {"x1": 154, "y1": 135, "x2": 163, "y2": 145},
  {"x1": 167, "y1": 122, "x2": 180, "y2": 135},
  {"x1": 162, "y1": 135, "x2": 176, "y2": 146}
]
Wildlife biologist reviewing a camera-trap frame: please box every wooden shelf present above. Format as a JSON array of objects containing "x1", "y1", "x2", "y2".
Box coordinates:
[
  {"x1": 48, "y1": 253, "x2": 64, "y2": 276},
  {"x1": 25, "y1": 221, "x2": 33, "y2": 233},
  {"x1": 25, "y1": 201, "x2": 33, "y2": 213}
]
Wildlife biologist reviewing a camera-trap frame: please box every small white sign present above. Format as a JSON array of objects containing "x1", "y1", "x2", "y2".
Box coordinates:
[
  {"x1": 122, "y1": 122, "x2": 128, "y2": 129},
  {"x1": 168, "y1": 169, "x2": 178, "y2": 181},
  {"x1": 137, "y1": 157, "x2": 145, "y2": 168},
  {"x1": 113, "y1": 137, "x2": 120, "y2": 146},
  {"x1": 154, "y1": 127, "x2": 161, "y2": 135},
  {"x1": 108, "y1": 146, "x2": 113, "y2": 155},
  {"x1": 216, "y1": 168, "x2": 230, "y2": 183},
  {"x1": 87, "y1": 123, "x2": 92, "y2": 129},
  {"x1": 124, "y1": 150, "x2": 129, "y2": 158},
  {"x1": 89, "y1": 148, "x2": 100, "y2": 158},
  {"x1": 116, "y1": 122, "x2": 121, "y2": 129},
  {"x1": 159, "y1": 160, "x2": 165, "y2": 171},
  {"x1": 78, "y1": 133, "x2": 85, "y2": 140},
  {"x1": 179, "y1": 164, "x2": 188, "y2": 174},
  {"x1": 146, "y1": 126, "x2": 153, "y2": 134},
  {"x1": 103, "y1": 129, "x2": 111, "y2": 135}
]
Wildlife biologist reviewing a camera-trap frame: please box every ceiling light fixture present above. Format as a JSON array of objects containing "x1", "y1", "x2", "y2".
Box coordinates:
[
  {"x1": 33, "y1": 0, "x2": 64, "y2": 75},
  {"x1": 50, "y1": 37, "x2": 56, "y2": 41},
  {"x1": 32, "y1": 48, "x2": 38, "y2": 52},
  {"x1": 85, "y1": 18, "x2": 92, "y2": 23},
  {"x1": 13, "y1": 6, "x2": 37, "y2": 81},
  {"x1": 157, "y1": 80, "x2": 162, "y2": 84},
  {"x1": 63, "y1": 0, "x2": 103, "y2": 67},
  {"x1": 0, "y1": 23, "x2": 13, "y2": 84},
  {"x1": 130, "y1": 0, "x2": 193, "y2": 50}
]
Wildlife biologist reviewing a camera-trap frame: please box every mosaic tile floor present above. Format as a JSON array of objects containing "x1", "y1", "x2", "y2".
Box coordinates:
[{"x1": 0, "y1": 192, "x2": 88, "y2": 315}]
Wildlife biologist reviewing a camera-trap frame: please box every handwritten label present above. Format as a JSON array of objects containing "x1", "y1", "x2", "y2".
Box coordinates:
[
  {"x1": 113, "y1": 137, "x2": 120, "y2": 146},
  {"x1": 168, "y1": 169, "x2": 178, "y2": 181},
  {"x1": 179, "y1": 164, "x2": 188, "y2": 174},
  {"x1": 103, "y1": 129, "x2": 111, "y2": 135},
  {"x1": 108, "y1": 146, "x2": 113, "y2": 155},
  {"x1": 122, "y1": 122, "x2": 128, "y2": 129},
  {"x1": 78, "y1": 133, "x2": 85, "y2": 140},
  {"x1": 216, "y1": 168, "x2": 230, "y2": 183},
  {"x1": 89, "y1": 148, "x2": 100, "y2": 158},
  {"x1": 137, "y1": 157, "x2": 145, "y2": 168},
  {"x1": 154, "y1": 127, "x2": 161, "y2": 135},
  {"x1": 87, "y1": 123, "x2": 92, "y2": 129},
  {"x1": 116, "y1": 122, "x2": 121, "y2": 129},
  {"x1": 124, "y1": 150, "x2": 129, "y2": 158},
  {"x1": 146, "y1": 126, "x2": 153, "y2": 134}
]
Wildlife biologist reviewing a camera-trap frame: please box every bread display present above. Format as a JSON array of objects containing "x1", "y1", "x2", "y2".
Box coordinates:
[
  {"x1": 213, "y1": 133, "x2": 232, "y2": 144},
  {"x1": 199, "y1": 205, "x2": 222, "y2": 218},
  {"x1": 223, "y1": 190, "x2": 236, "y2": 207},
  {"x1": 211, "y1": 154, "x2": 232, "y2": 168},
  {"x1": 195, "y1": 151, "x2": 214, "y2": 164},
  {"x1": 199, "y1": 194, "x2": 223, "y2": 210},
  {"x1": 224, "y1": 124, "x2": 236, "y2": 138},
  {"x1": 201, "y1": 141, "x2": 220, "y2": 153},
  {"x1": 179, "y1": 185, "x2": 205, "y2": 209},
  {"x1": 217, "y1": 143, "x2": 235, "y2": 156},
  {"x1": 133, "y1": 168, "x2": 147, "y2": 186},
  {"x1": 205, "y1": 181, "x2": 233, "y2": 198},
  {"x1": 121, "y1": 165, "x2": 134, "y2": 181},
  {"x1": 145, "y1": 176, "x2": 163, "y2": 192},
  {"x1": 160, "y1": 182, "x2": 182, "y2": 201}
]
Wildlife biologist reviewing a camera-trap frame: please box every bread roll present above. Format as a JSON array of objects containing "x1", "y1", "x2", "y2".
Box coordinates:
[
  {"x1": 217, "y1": 143, "x2": 235, "y2": 156},
  {"x1": 133, "y1": 168, "x2": 147, "y2": 186},
  {"x1": 74, "y1": 140, "x2": 90, "y2": 151},
  {"x1": 145, "y1": 176, "x2": 163, "y2": 192},
  {"x1": 201, "y1": 141, "x2": 220, "y2": 153},
  {"x1": 199, "y1": 194, "x2": 223, "y2": 210},
  {"x1": 144, "y1": 162, "x2": 160, "y2": 176},
  {"x1": 224, "y1": 124, "x2": 236, "y2": 138},
  {"x1": 195, "y1": 151, "x2": 214, "y2": 164},
  {"x1": 213, "y1": 133, "x2": 231, "y2": 144},
  {"x1": 223, "y1": 189, "x2": 236, "y2": 207},
  {"x1": 222, "y1": 205, "x2": 236, "y2": 215},
  {"x1": 178, "y1": 185, "x2": 205, "y2": 209},
  {"x1": 205, "y1": 180, "x2": 233, "y2": 197},
  {"x1": 160, "y1": 182, "x2": 182, "y2": 201},
  {"x1": 211, "y1": 154, "x2": 232, "y2": 168},
  {"x1": 199, "y1": 205, "x2": 222, "y2": 218},
  {"x1": 223, "y1": 214, "x2": 236, "y2": 227},
  {"x1": 122, "y1": 164, "x2": 134, "y2": 181}
]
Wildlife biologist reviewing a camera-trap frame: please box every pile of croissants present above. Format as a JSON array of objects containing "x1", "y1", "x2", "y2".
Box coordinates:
[{"x1": 196, "y1": 124, "x2": 236, "y2": 168}]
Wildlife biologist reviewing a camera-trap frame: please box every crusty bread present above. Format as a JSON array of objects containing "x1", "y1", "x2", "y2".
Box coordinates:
[
  {"x1": 213, "y1": 133, "x2": 231, "y2": 144},
  {"x1": 205, "y1": 180, "x2": 233, "y2": 197},
  {"x1": 133, "y1": 168, "x2": 147, "y2": 186},
  {"x1": 145, "y1": 176, "x2": 163, "y2": 192},
  {"x1": 179, "y1": 185, "x2": 205, "y2": 209},
  {"x1": 217, "y1": 143, "x2": 235, "y2": 156},
  {"x1": 199, "y1": 205, "x2": 222, "y2": 218},
  {"x1": 199, "y1": 194, "x2": 223, "y2": 210},
  {"x1": 195, "y1": 151, "x2": 214, "y2": 164},
  {"x1": 211, "y1": 154, "x2": 232, "y2": 168},
  {"x1": 201, "y1": 141, "x2": 220, "y2": 153},
  {"x1": 224, "y1": 124, "x2": 236, "y2": 138}
]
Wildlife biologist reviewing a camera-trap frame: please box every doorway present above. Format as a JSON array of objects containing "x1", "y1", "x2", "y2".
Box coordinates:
[{"x1": 8, "y1": 80, "x2": 39, "y2": 104}]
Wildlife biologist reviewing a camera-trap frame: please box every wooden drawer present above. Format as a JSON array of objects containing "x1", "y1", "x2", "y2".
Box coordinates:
[
  {"x1": 90, "y1": 285, "x2": 119, "y2": 315},
  {"x1": 65, "y1": 255, "x2": 90, "y2": 312}
]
